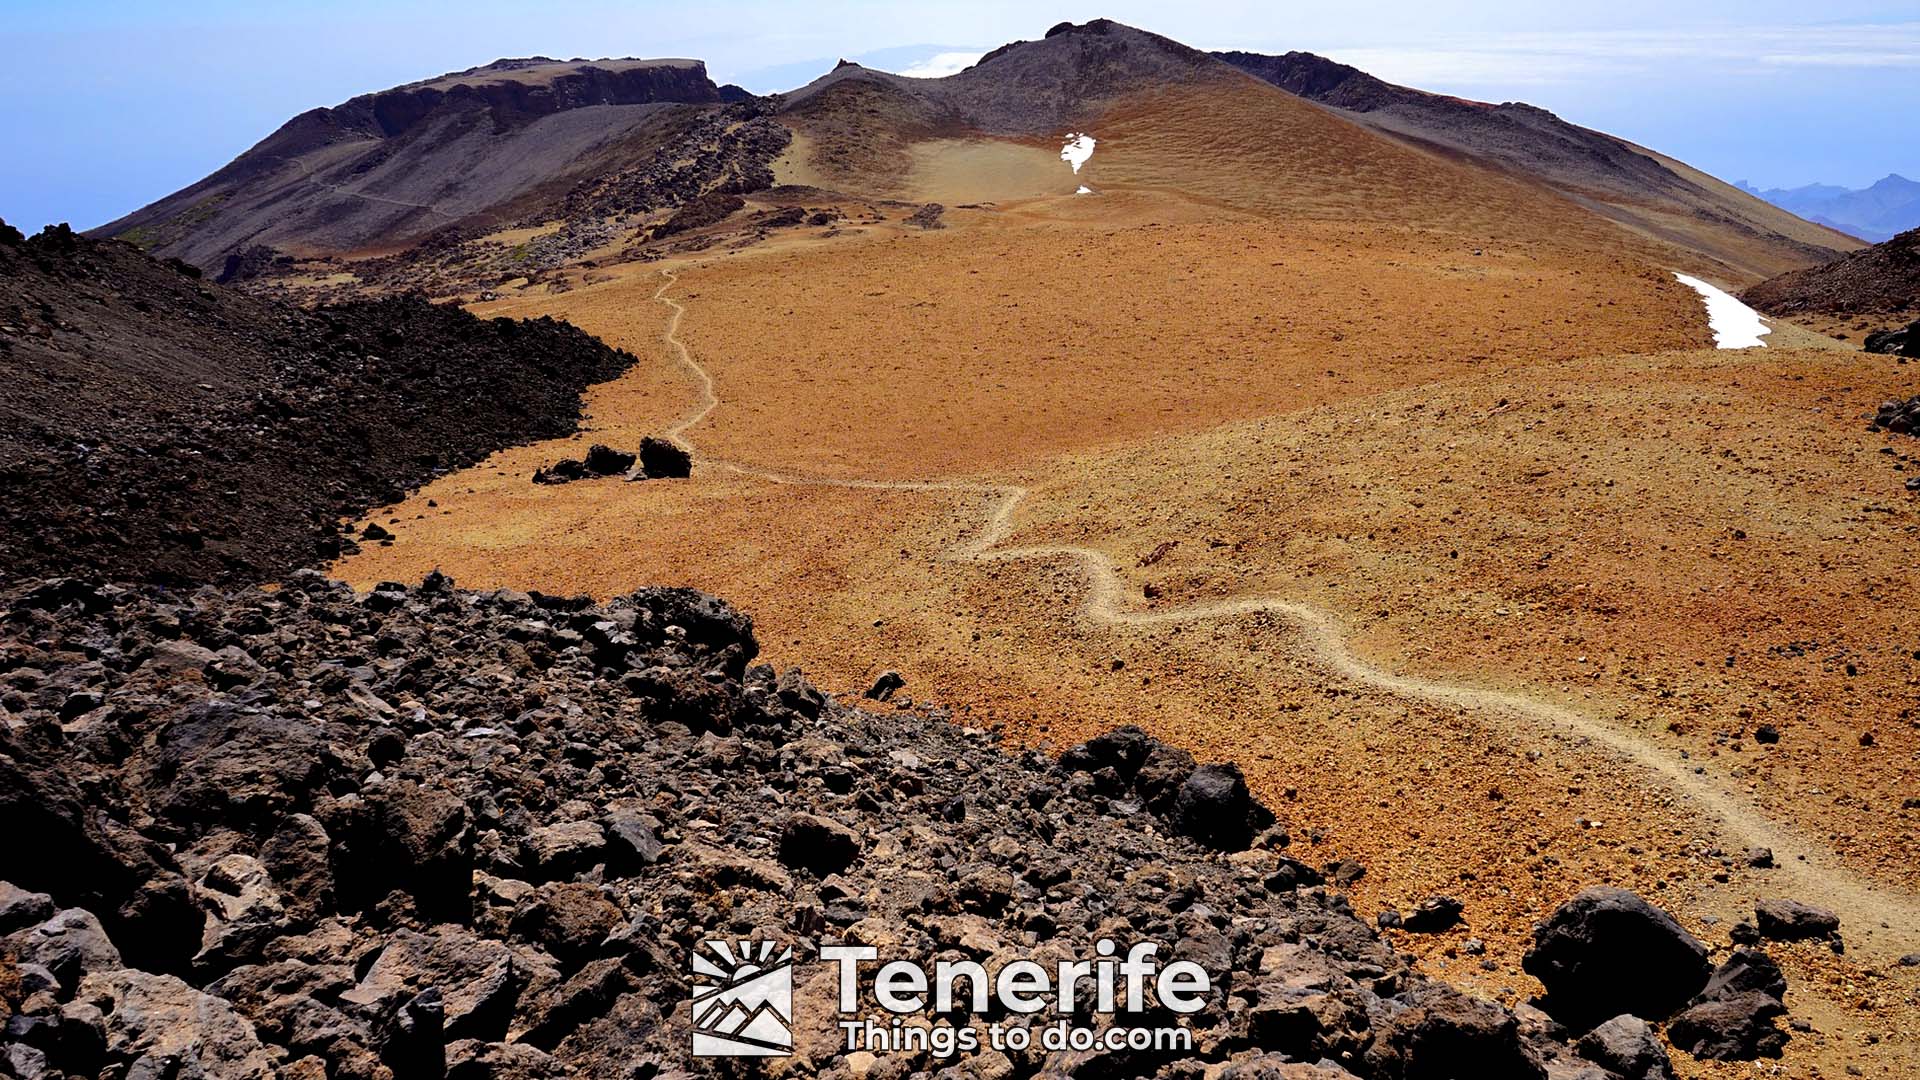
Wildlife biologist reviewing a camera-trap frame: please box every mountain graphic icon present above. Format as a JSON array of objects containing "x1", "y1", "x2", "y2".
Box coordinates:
[{"x1": 691, "y1": 939, "x2": 794, "y2": 1057}]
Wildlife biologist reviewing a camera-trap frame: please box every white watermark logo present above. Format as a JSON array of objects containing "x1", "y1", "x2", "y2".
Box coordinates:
[
  {"x1": 690, "y1": 939, "x2": 794, "y2": 1057},
  {"x1": 691, "y1": 936, "x2": 1207, "y2": 1060}
]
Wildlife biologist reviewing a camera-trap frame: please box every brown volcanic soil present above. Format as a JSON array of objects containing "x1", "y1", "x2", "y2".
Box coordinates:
[
  {"x1": 334, "y1": 199, "x2": 1920, "y2": 1077},
  {"x1": 328, "y1": 70, "x2": 1920, "y2": 1077}
]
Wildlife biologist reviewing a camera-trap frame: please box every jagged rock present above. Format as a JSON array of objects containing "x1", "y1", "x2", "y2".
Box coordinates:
[
  {"x1": 1575, "y1": 1014, "x2": 1673, "y2": 1080},
  {"x1": 780, "y1": 813, "x2": 862, "y2": 876},
  {"x1": 0, "y1": 884, "x2": 55, "y2": 935},
  {"x1": 1753, "y1": 898, "x2": 1840, "y2": 941},
  {"x1": 6, "y1": 910, "x2": 122, "y2": 993},
  {"x1": 602, "y1": 810, "x2": 665, "y2": 867},
  {"x1": 1402, "y1": 896, "x2": 1465, "y2": 933},
  {"x1": 1172, "y1": 763, "x2": 1270, "y2": 851},
  {"x1": 79, "y1": 968, "x2": 277, "y2": 1079},
  {"x1": 582, "y1": 444, "x2": 634, "y2": 475},
  {"x1": 509, "y1": 883, "x2": 621, "y2": 965},
  {"x1": 866, "y1": 670, "x2": 906, "y2": 701},
  {"x1": 260, "y1": 814, "x2": 335, "y2": 922},
  {"x1": 0, "y1": 755, "x2": 199, "y2": 973},
  {"x1": 1864, "y1": 319, "x2": 1919, "y2": 358},
  {"x1": 341, "y1": 928, "x2": 523, "y2": 1041},
  {"x1": 1666, "y1": 992, "x2": 1788, "y2": 1060},
  {"x1": 1695, "y1": 948, "x2": 1786, "y2": 1004},
  {"x1": 636, "y1": 436, "x2": 692, "y2": 479},
  {"x1": 1364, "y1": 984, "x2": 1546, "y2": 1079},
  {"x1": 1522, "y1": 887, "x2": 1709, "y2": 1028},
  {"x1": 521, "y1": 821, "x2": 608, "y2": 881},
  {"x1": 338, "y1": 780, "x2": 472, "y2": 919}
]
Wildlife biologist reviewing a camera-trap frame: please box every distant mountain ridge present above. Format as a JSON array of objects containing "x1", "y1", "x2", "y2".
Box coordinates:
[
  {"x1": 93, "y1": 57, "x2": 742, "y2": 267},
  {"x1": 1216, "y1": 49, "x2": 1859, "y2": 280},
  {"x1": 1735, "y1": 175, "x2": 1920, "y2": 243},
  {"x1": 94, "y1": 19, "x2": 1863, "y2": 286}
]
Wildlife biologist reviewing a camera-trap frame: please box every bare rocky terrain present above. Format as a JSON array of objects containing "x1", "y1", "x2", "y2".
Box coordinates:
[
  {"x1": 8, "y1": 15, "x2": 1920, "y2": 1079},
  {"x1": 0, "y1": 573, "x2": 1816, "y2": 1079},
  {"x1": 0, "y1": 218, "x2": 635, "y2": 584}
]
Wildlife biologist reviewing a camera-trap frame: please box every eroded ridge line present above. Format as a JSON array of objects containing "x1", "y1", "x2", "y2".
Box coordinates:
[{"x1": 649, "y1": 268, "x2": 1920, "y2": 951}]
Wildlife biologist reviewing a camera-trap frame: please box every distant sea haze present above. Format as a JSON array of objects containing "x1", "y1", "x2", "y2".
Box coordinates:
[{"x1": 1736, "y1": 174, "x2": 1920, "y2": 243}]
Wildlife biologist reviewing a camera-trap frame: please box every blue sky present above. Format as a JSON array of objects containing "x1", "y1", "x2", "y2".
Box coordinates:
[{"x1": 3, "y1": 1, "x2": 1916, "y2": 231}]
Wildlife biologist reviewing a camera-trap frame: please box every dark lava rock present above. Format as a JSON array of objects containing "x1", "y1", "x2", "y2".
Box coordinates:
[
  {"x1": 1868, "y1": 395, "x2": 1920, "y2": 436},
  {"x1": 582, "y1": 444, "x2": 635, "y2": 475},
  {"x1": 1864, "y1": 318, "x2": 1919, "y2": 358},
  {"x1": 1363, "y1": 984, "x2": 1546, "y2": 1079},
  {"x1": 652, "y1": 192, "x2": 744, "y2": 238},
  {"x1": 1060, "y1": 726, "x2": 1275, "y2": 852},
  {"x1": 1401, "y1": 896, "x2": 1465, "y2": 933},
  {"x1": 0, "y1": 573, "x2": 1622, "y2": 1078},
  {"x1": 1522, "y1": 887, "x2": 1709, "y2": 1028},
  {"x1": 1171, "y1": 763, "x2": 1273, "y2": 851},
  {"x1": 906, "y1": 203, "x2": 946, "y2": 229},
  {"x1": 637, "y1": 436, "x2": 691, "y2": 479},
  {"x1": 1575, "y1": 1014, "x2": 1673, "y2": 1080},
  {"x1": 533, "y1": 458, "x2": 589, "y2": 485},
  {"x1": 1753, "y1": 898, "x2": 1840, "y2": 941},
  {"x1": 1667, "y1": 992, "x2": 1789, "y2": 1060},
  {"x1": 0, "y1": 225, "x2": 635, "y2": 584},
  {"x1": 778, "y1": 813, "x2": 861, "y2": 876},
  {"x1": 865, "y1": 670, "x2": 905, "y2": 701},
  {"x1": 1753, "y1": 723, "x2": 1781, "y2": 743},
  {"x1": 1696, "y1": 948, "x2": 1787, "y2": 1004}
]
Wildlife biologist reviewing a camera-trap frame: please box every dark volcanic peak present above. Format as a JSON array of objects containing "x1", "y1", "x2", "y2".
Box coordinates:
[
  {"x1": 95, "y1": 57, "x2": 735, "y2": 269},
  {"x1": 1742, "y1": 226, "x2": 1920, "y2": 316},
  {"x1": 786, "y1": 18, "x2": 1220, "y2": 134},
  {"x1": 1214, "y1": 49, "x2": 1495, "y2": 113}
]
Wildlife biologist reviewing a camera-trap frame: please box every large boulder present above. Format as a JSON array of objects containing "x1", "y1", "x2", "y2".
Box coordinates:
[
  {"x1": 7, "y1": 909, "x2": 122, "y2": 993},
  {"x1": 341, "y1": 928, "x2": 525, "y2": 1042},
  {"x1": 637, "y1": 436, "x2": 692, "y2": 479},
  {"x1": 1666, "y1": 992, "x2": 1788, "y2": 1060},
  {"x1": 1753, "y1": 899, "x2": 1839, "y2": 942},
  {"x1": 1575, "y1": 1014, "x2": 1673, "y2": 1080},
  {"x1": 334, "y1": 781, "x2": 473, "y2": 920},
  {"x1": 0, "y1": 753, "x2": 200, "y2": 972},
  {"x1": 1695, "y1": 948, "x2": 1786, "y2": 1004},
  {"x1": 1363, "y1": 984, "x2": 1546, "y2": 1080},
  {"x1": 1522, "y1": 888, "x2": 1709, "y2": 1029},
  {"x1": 778, "y1": 813, "x2": 861, "y2": 877},
  {"x1": 78, "y1": 968, "x2": 278, "y2": 1079},
  {"x1": 1171, "y1": 763, "x2": 1271, "y2": 851}
]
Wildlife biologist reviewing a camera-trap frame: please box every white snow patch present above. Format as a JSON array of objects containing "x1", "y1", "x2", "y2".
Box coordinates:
[
  {"x1": 1076, "y1": 185, "x2": 1094, "y2": 195},
  {"x1": 1673, "y1": 272, "x2": 1771, "y2": 349},
  {"x1": 1061, "y1": 133, "x2": 1095, "y2": 174}
]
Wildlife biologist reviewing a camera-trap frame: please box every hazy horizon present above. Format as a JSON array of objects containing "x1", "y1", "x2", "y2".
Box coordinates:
[{"x1": 3, "y1": 1, "x2": 1916, "y2": 232}]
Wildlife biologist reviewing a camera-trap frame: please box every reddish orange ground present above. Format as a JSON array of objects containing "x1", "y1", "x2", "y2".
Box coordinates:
[{"x1": 336, "y1": 143, "x2": 1920, "y2": 1075}]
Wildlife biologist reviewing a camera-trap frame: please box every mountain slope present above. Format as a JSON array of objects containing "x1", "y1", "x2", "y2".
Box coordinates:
[
  {"x1": 1742, "y1": 226, "x2": 1920, "y2": 315},
  {"x1": 95, "y1": 58, "x2": 738, "y2": 269},
  {"x1": 1218, "y1": 49, "x2": 1859, "y2": 280},
  {"x1": 0, "y1": 218, "x2": 634, "y2": 583}
]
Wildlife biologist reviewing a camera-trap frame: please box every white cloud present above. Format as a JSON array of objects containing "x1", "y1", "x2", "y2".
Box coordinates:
[
  {"x1": 1314, "y1": 22, "x2": 1920, "y2": 90},
  {"x1": 892, "y1": 50, "x2": 981, "y2": 78}
]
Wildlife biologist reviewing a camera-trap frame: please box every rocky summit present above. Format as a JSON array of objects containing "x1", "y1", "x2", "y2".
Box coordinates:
[{"x1": 0, "y1": 573, "x2": 1757, "y2": 1079}]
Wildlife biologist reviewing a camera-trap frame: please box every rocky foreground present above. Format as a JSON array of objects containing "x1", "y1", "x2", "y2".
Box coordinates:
[{"x1": 0, "y1": 574, "x2": 1811, "y2": 1079}]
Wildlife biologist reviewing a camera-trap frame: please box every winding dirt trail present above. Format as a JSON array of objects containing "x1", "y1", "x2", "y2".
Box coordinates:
[{"x1": 652, "y1": 268, "x2": 1920, "y2": 957}]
